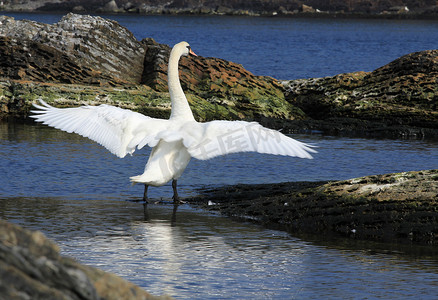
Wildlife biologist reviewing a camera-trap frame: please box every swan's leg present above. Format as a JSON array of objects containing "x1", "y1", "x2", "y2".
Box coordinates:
[
  {"x1": 172, "y1": 179, "x2": 179, "y2": 203},
  {"x1": 143, "y1": 184, "x2": 149, "y2": 203}
]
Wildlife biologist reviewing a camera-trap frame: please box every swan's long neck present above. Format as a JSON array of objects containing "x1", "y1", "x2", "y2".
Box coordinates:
[{"x1": 168, "y1": 48, "x2": 195, "y2": 121}]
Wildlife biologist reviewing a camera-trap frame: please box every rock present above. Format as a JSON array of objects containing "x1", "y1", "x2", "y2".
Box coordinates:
[
  {"x1": 0, "y1": 80, "x2": 163, "y2": 119},
  {"x1": 0, "y1": 219, "x2": 172, "y2": 300},
  {"x1": 0, "y1": 14, "x2": 436, "y2": 138},
  {"x1": 0, "y1": 13, "x2": 145, "y2": 85},
  {"x1": 189, "y1": 170, "x2": 438, "y2": 245},
  {"x1": 0, "y1": 15, "x2": 303, "y2": 123},
  {"x1": 282, "y1": 50, "x2": 438, "y2": 138},
  {"x1": 141, "y1": 38, "x2": 304, "y2": 122},
  {"x1": 102, "y1": 0, "x2": 119, "y2": 12},
  {"x1": 72, "y1": 5, "x2": 86, "y2": 12},
  {"x1": 301, "y1": 4, "x2": 315, "y2": 13},
  {"x1": 2, "y1": 0, "x2": 437, "y2": 16}
]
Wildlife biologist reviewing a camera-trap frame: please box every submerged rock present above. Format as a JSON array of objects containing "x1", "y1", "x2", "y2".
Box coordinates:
[
  {"x1": 189, "y1": 170, "x2": 438, "y2": 245},
  {"x1": 0, "y1": 219, "x2": 172, "y2": 300}
]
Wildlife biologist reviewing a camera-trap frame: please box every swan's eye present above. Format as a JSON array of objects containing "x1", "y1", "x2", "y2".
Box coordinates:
[{"x1": 186, "y1": 46, "x2": 197, "y2": 57}]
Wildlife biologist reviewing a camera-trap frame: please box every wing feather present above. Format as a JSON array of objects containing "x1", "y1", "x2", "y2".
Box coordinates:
[
  {"x1": 31, "y1": 99, "x2": 169, "y2": 158},
  {"x1": 186, "y1": 120, "x2": 316, "y2": 160}
]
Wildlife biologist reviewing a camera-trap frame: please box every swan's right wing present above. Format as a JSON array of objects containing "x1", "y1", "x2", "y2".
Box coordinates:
[
  {"x1": 186, "y1": 120, "x2": 316, "y2": 160},
  {"x1": 31, "y1": 100, "x2": 169, "y2": 158}
]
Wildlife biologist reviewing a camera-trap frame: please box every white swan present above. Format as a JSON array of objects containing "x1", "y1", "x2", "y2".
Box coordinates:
[{"x1": 31, "y1": 41, "x2": 316, "y2": 203}]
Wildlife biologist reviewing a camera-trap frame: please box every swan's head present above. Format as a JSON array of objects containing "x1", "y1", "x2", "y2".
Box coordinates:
[{"x1": 173, "y1": 41, "x2": 197, "y2": 58}]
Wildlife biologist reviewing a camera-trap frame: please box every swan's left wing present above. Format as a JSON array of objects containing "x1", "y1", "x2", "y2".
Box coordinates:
[
  {"x1": 185, "y1": 120, "x2": 316, "y2": 160},
  {"x1": 31, "y1": 99, "x2": 169, "y2": 158}
]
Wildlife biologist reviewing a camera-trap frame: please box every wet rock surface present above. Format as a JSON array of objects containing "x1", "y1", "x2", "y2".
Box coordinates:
[
  {"x1": 0, "y1": 219, "x2": 172, "y2": 300},
  {"x1": 188, "y1": 170, "x2": 438, "y2": 245}
]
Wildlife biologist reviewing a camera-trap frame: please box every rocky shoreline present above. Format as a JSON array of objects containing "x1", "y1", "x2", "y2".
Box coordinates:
[
  {"x1": 0, "y1": 14, "x2": 437, "y2": 139},
  {"x1": 1, "y1": 0, "x2": 438, "y2": 19},
  {"x1": 188, "y1": 170, "x2": 438, "y2": 245}
]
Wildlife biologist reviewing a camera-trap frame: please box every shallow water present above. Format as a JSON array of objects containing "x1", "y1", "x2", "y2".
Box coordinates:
[
  {"x1": 1, "y1": 198, "x2": 438, "y2": 299},
  {"x1": 1, "y1": 122, "x2": 438, "y2": 299},
  {"x1": 1, "y1": 122, "x2": 437, "y2": 200}
]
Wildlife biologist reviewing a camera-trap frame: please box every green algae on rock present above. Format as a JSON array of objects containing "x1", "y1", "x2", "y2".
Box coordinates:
[
  {"x1": 141, "y1": 38, "x2": 305, "y2": 122},
  {"x1": 0, "y1": 80, "x2": 159, "y2": 118}
]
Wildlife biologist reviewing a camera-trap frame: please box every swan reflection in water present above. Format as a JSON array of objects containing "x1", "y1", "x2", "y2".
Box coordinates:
[
  {"x1": 131, "y1": 202, "x2": 308, "y2": 297},
  {"x1": 142, "y1": 202, "x2": 179, "y2": 226}
]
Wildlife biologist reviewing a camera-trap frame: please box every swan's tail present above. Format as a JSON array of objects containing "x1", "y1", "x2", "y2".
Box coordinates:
[
  {"x1": 130, "y1": 174, "x2": 148, "y2": 184},
  {"x1": 130, "y1": 174, "x2": 167, "y2": 187}
]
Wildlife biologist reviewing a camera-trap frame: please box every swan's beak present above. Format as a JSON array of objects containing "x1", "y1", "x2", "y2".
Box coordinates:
[{"x1": 189, "y1": 49, "x2": 197, "y2": 57}]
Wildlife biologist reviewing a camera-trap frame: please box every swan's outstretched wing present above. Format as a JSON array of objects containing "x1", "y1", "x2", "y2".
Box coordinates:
[
  {"x1": 186, "y1": 120, "x2": 316, "y2": 160},
  {"x1": 31, "y1": 100, "x2": 169, "y2": 158}
]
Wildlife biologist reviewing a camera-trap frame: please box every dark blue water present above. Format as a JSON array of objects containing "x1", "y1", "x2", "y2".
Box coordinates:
[
  {"x1": 1, "y1": 13, "x2": 438, "y2": 299},
  {"x1": 117, "y1": 15, "x2": 438, "y2": 80},
  {"x1": 1, "y1": 122, "x2": 437, "y2": 200},
  {"x1": 1, "y1": 122, "x2": 438, "y2": 299},
  {"x1": 3, "y1": 13, "x2": 438, "y2": 79}
]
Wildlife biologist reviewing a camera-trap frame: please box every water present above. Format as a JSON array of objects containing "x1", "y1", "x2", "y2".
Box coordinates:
[
  {"x1": 2, "y1": 197, "x2": 438, "y2": 299},
  {"x1": 1, "y1": 13, "x2": 438, "y2": 299},
  {"x1": 1, "y1": 122, "x2": 437, "y2": 200},
  {"x1": 1, "y1": 122, "x2": 438, "y2": 299},
  {"x1": 3, "y1": 13, "x2": 438, "y2": 79}
]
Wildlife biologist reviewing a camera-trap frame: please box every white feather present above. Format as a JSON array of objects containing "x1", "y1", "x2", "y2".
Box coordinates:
[
  {"x1": 186, "y1": 120, "x2": 316, "y2": 160},
  {"x1": 31, "y1": 41, "x2": 317, "y2": 198},
  {"x1": 31, "y1": 99, "x2": 169, "y2": 158}
]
